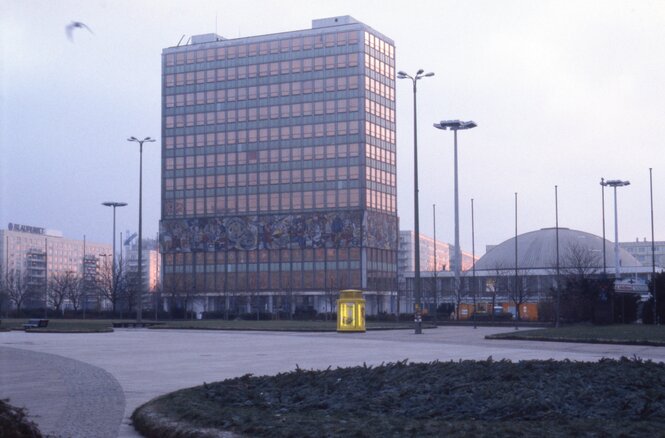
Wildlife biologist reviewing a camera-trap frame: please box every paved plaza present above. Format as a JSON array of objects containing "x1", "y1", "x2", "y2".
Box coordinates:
[{"x1": 2, "y1": 326, "x2": 665, "y2": 437}]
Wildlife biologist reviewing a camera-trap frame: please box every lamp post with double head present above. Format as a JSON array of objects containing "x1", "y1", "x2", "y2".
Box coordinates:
[
  {"x1": 397, "y1": 69, "x2": 434, "y2": 334},
  {"x1": 600, "y1": 179, "x2": 630, "y2": 281},
  {"x1": 433, "y1": 120, "x2": 477, "y2": 312},
  {"x1": 127, "y1": 136, "x2": 155, "y2": 323}
]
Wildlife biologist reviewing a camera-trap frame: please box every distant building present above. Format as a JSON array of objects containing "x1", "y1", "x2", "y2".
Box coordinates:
[
  {"x1": 0, "y1": 223, "x2": 111, "y2": 310},
  {"x1": 620, "y1": 238, "x2": 665, "y2": 268},
  {"x1": 123, "y1": 232, "x2": 162, "y2": 294},
  {"x1": 398, "y1": 230, "x2": 476, "y2": 313},
  {"x1": 398, "y1": 230, "x2": 475, "y2": 273},
  {"x1": 160, "y1": 16, "x2": 398, "y2": 315}
]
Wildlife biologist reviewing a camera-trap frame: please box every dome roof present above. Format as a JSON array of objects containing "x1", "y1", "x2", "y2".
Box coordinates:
[{"x1": 474, "y1": 228, "x2": 641, "y2": 271}]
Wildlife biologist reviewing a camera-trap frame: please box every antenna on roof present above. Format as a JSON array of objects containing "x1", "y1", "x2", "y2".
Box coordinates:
[{"x1": 176, "y1": 34, "x2": 185, "y2": 46}]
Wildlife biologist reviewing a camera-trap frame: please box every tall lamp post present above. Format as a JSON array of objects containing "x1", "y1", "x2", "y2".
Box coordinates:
[
  {"x1": 471, "y1": 198, "x2": 477, "y2": 329},
  {"x1": 649, "y1": 168, "x2": 657, "y2": 324},
  {"x1": 555, "y1": 186, "x2": 561, "y2": 328},
  {"x1": 397, "y1": 69, "x2": 434, "y2": 334},
  {"x1": 600, "y1": 178, "x2": 607, "y2": 274},
  {"x1": 102, "y1": 201, "x2": 127, "y2": 310},
  {"x1": 128, "y1": 136, "x2": 155, "y2": 323},
  {"x1": 433, "y1": 120, "x2": 477, "y2": 316},
  {"x1": 600, "y1": 179, "x2": 630, "y2": 280},
  {"x1": 433, "y1": 204, "x2": 438, "y2": 324}
]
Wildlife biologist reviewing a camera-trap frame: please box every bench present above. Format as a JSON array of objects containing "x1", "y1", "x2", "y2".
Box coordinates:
[{"x1": 23, "y1": 319, "x2": 49, "y2": 329}]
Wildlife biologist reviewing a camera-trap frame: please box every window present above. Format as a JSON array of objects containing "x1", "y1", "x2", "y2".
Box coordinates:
[
  {"x1": 216, "y1": 89, "x2": 226, "y2": 103},
  {"x1": 303, "y1": 191, "x2": 313, "y2": 208}
]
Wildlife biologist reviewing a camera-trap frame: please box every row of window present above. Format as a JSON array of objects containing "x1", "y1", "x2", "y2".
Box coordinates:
[
  {"x1": 365, "y1": 76, "x2": 395, "y2": 101},
  {"x1": 162, "y1": 163, "x2": 394, "y2": 192},
  {"x1": 165, "y1": 99, "x2": 361, "y2": 127},
  {"x1": 166, "y1": 247, "x2": 364, "y2": 264},
  {"x1": 166, "y1": 260, "x2": 362, "y2": 274},
  {"x1": 163, "y1": 188, "x2": 397, "y2": 217},
  {"x1": 165, "y1": 53, "x2": 363, "y2": 86},
  {"x1": 164, "y1": 70, "x2": 393, "y2": 108},
  {"x1": 364, "y1": 32, "x2": 394, "y2": 59},
  {"x1": 163, "y1": 269, "x2": 364, "y2": 292},
  {"x1": 165, "y1": 142, "x2": 361, "y2": 160},
  {"x1": 164, "y1": 143, "x2": 395, "y2": 170},
  {"x1": 164, "y1": 133, "x2": 396, "y2": 161},
  {"x1": 165, "y1": 76, "x2": 360, "y2": 105},
  {"x1": 4, "y1": 245, "x2": 107, "y2": 260},
  {"x1": 162, "y1": 246, "x2": 396, "y2": 291},
  {"x1": 164, "y1": 120, "x2": 395, "y2": 146},
  {"x1": 165, "y1": 31, "x2": 394, "y2": 65},
  {"x1": 162, "y1": 177, "x2": 396, "y2": 199},
  {"x1": 165, "y1": 89, "x2": 394, "y2": 127},
  {"x1": 165, "y1": 166, "x2": 362, "y2": 187},
  {"x1": 166, "y1": 117, "x2": 363, "y2": 139},
  {"x1": 164, "y1": 31, "x2": 364, "y2": 67}
]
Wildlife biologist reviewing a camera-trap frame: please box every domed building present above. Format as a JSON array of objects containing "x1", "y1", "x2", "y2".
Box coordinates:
[{"x1": 475, "y1": 228, "x2": 640, "y2": 272}]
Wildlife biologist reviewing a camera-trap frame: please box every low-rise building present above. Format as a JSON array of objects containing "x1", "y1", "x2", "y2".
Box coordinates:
[{"x1": 620, "y1": 238, "x2": 665, "y2": 268}]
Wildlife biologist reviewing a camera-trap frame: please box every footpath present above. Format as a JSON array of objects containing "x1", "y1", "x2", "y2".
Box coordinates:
[{"x1": 0, "y1": 346, "x2": 125, "y2": 438}]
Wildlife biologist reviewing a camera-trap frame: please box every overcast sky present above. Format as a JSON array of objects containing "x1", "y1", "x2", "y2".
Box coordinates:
[{"x1": 2, "y1": 0, "x2": 664, "y2": 256}]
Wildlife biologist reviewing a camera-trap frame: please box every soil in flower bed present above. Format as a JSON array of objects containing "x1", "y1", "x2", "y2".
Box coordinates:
[
  {"x1": 0, "y1": 399, "x2": 42, "y2": 438},
  {"x1": 133, "y1": 358, "x2": 665, "y2": 437}
]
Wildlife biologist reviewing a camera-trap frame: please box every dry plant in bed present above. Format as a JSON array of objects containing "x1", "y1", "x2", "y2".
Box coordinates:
[
  {"x1": 133, "y1": 358, "x2": 665, "y2": 437},
  {"x1": 0, "y1": 399, "x2": 42, "y2": 438}
]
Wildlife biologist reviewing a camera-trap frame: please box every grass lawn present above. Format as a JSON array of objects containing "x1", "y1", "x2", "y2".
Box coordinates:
[
  {"x1": 1, "y1": 318, "x2": 114, "y2": 333},
  {"x1": 132, "y1": 358, "x2": 665, "y2": 438},
  {"x1": 0, "y1": 318, "x2": 429, "y2": 333},
  {"x1": 486, "y1": 324, "x2": 665, "y2": 346},
  {"x1": 150, "y1": 319, "x2": 429, "y2": 331}
]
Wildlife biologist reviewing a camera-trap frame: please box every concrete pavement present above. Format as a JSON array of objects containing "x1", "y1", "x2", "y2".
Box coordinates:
[{"x1": 2, "y1": 326, "x2": 665, "y2": 437}]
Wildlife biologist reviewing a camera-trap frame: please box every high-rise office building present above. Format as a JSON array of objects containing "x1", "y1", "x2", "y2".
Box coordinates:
[
  {"x1": 160, "y1": 17, "x2": 397, "y2": 314},
  {"x1": 1, "y1": 223, "x2": 111, "y2": 310}
]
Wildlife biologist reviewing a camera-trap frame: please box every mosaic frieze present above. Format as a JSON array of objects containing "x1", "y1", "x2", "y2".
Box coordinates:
[{"x1": 161, "y1": 211, "x2": 364, "y2": 253}]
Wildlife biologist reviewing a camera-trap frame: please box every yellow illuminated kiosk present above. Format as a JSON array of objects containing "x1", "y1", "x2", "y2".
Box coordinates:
[{"x1": 336, "y1": 289, "x2": 366, "y2": 332}]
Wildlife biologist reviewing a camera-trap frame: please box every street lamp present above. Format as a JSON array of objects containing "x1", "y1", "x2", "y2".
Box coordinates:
[
  {"x1": 600, "y1": 179, "x2": 630, "y2": 280},
  {"x1": 600, "y1": 178, "x2": 607, "y2": 274},
  {"x1": 650, "y1": 168, "x2": 657, "y2": 324},
  {"x1": 397, "y1": 69, "x2": 434, "y2": 334},
  {"x1": 102, "y1": 201, "x2": 127, "y2": 313},
  {"x1": 128, "y1": 136, "x2": 155, "y2": 323},
  {"x1": 433, "y1": 119, "x2": 477, "y2": 314}
]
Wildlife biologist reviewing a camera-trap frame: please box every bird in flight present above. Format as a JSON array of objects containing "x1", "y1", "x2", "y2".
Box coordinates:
[{"x1": 66, "y1": 21, "x2": 93, "y2": 41}]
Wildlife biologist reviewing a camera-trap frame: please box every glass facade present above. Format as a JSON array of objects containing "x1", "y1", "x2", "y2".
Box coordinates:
[{"x1": 160, "y1": 17, "x2": 397, "y2": 308}]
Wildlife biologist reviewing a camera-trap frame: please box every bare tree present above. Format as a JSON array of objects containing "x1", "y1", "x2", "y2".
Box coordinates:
[
  {"x1": 484, "y1": 263, "x2": 508, "y2": 321},
  {"x1": 505, "y1": 269, "x2": 532, "y2": 321},
  {"x1": 5, "y1": 269, "x2": 33, "y2": 315},
  {"x1": 554, "y1": 241, "x2": 609, "y2": 324},
  {"x1": 323, "y1": 275, "x2": 341, "y2": 320},
  {"x1": 0, "y1": 265, "x2": 8, "y2": 317},
  {"x1": 560, "y1": 241, "x2": 601, "y2": 279},
  {"x1": 66, "y1": 274, "x2": 84, "y2": 312},
  {"x1": 163, "y1": 270, "x2": 189, "y2": 319},
  {"x1": 48, "y1": 271, "x2": 80, "y2": 313},
  {"x1": 96, "y1": 257, "x2": 129, "y2": 315}
]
